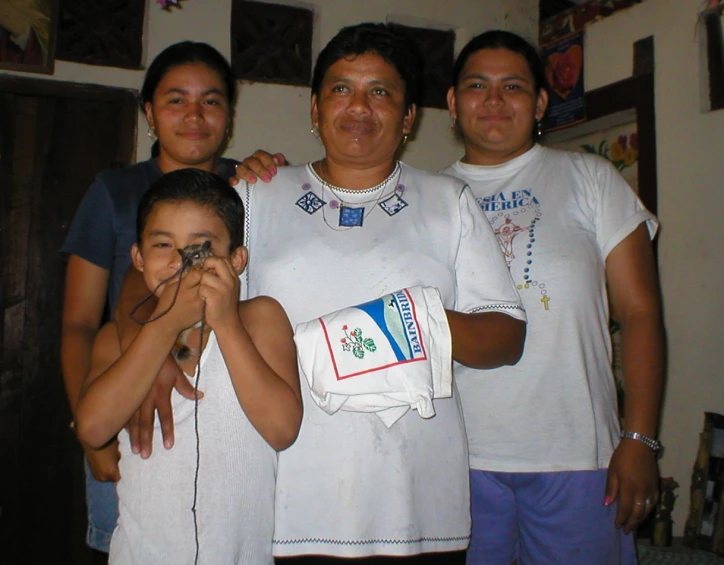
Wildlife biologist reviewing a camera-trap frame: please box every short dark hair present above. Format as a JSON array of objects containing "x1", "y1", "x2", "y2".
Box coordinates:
[
  {"x1": 136, "y1": 168, "x2": 245, "y2": 252},
  {"x1": 311, "y1": 23, "x2": 424, "y2": 110},
  {"x1": 140, "y1": 41, "x2": 237, "y2": 110},
  {"x1": 452, "y1": 30, "x2": 548, "y2": 94}
]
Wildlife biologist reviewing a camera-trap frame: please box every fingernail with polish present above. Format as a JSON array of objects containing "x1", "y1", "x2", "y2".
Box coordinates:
[
  {"x1": 603, "y1": 496, "x2": 612, "y2": 506},
  {"x1": 262, "y1": 174, "x2": 271, "y2": 182}
]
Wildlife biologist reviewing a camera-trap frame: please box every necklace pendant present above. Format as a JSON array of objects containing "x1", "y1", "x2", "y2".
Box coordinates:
[{"x1": 339, "y1": 205, "x2": 365, "y2": 227}]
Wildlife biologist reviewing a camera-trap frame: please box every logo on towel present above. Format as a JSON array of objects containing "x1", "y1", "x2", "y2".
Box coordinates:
[
  {"x1": 321, "y1": 288, "x2": 428, "y2": 380},
  {"x1": 340, "y1": 326, "x2": 377, "y2": 359}
]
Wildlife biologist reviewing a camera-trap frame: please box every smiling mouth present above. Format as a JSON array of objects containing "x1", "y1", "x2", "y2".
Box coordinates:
[
  {"x1": 482, "y1": 114, "x2": 511, "y2": 122},
  {"x1": 178, "y1": 131, "x2": 209, "y2": 140},
  {"x1": 340, "y1": 122, "x2": 375, "y2": 136}
]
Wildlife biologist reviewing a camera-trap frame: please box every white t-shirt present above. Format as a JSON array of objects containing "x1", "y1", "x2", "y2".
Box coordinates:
[
  {"x1": 442, "y1": 144, "x2": 657, "y2": 473},
  {"x1": 240, "y1": 162, "x2": 525, "y2": 557},
  {"x1": 112, "y1": 332, "x2": 276, "y2": 565}
]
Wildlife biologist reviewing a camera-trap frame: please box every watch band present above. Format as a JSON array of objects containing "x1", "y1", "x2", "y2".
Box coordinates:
[{"x1": 621, "y1": 430, "x2": 661, "y2": 453}]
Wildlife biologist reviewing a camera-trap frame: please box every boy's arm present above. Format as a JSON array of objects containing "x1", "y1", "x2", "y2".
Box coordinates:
[
  {"x1": 200, "y1": 257, "x2": 302, "y2": 451},
  {"x1": 76, "y1": 270, "x2": 205, "y2": 449},
  {"x1": 116, "y1": 266, "x2": 197, "y2": 457},
  {"x1": 73, "y1": 322, "x2": 124, "y2": 466},
  {"x1": 221, "y1": 297, "x2": 302, "y2": 451}
]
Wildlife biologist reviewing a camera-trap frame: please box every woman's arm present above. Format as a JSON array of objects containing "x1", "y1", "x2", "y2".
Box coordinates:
[
  {"x1": 446, "y1": 311, "x2": 526, "y2": 369},
  {"x1": 446, "y1": 185, "x2": 527, "y2": 370},
  {"x1": 61, "y1": 255, "x2": 121, "y2": 480},
  {"x1": 61, "y1": 255, "x2": 109, "y2": 413},
  {"x1": 603, "y1": 223, "x2": 665, "y2": 533},
  {"x1": 230, "y1": 150, "x2": 287, "y2": 185}
]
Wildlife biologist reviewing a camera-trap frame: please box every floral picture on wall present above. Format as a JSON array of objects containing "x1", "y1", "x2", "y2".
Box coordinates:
[{"x1": 550, "y1": 120, "x2": 639, "y2": 191}]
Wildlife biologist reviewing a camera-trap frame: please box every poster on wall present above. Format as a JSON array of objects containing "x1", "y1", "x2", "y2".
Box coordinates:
[
  {"x1": 540, "y1": 31, "x2": 586, "y2": 132},
  {"x1": 0, "y1": 0, "x2": 59, "y2": 75}
]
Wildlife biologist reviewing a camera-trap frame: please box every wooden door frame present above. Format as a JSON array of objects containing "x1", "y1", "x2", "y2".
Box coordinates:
[
  {"x1": 0, "y1": 75, "x2": 138, "y2": 565},
  {"x1": 0, "y1": 75, "x2": 139, "y2": 164},
  {"x1": 584, "y1": 72, "x2": 658, "y2": 215}
]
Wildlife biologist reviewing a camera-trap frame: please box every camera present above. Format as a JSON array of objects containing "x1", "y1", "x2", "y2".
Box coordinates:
[{"x1": 179, "y1": 240, "x2": 213, "y2": 270}]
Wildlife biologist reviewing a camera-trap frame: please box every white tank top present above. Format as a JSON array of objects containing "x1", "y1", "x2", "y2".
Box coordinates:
[{"x1": 111, "y1": 332, "x2": 277, "y2": 564}]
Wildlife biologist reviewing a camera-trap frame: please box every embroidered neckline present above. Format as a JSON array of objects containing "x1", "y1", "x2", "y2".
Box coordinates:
[
  {"x1": 307, "y1": 162, "x2": 401, "y2": 196},
  {"x1": 294, "y1": 163, "x2": 408, "y2": 228}
]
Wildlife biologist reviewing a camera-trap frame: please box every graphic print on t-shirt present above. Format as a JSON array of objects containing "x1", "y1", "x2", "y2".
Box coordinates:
[{"x1": 477, "y1": 189, "x2": 552, "y2": 311}]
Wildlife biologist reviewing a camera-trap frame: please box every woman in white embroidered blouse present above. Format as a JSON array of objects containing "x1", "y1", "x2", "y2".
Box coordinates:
[{"x1": 238, "y1": 23, "x2": 526, "y2": 564}]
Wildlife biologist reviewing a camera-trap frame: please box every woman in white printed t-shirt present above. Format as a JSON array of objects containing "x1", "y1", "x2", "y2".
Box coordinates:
[{"x1": 440, "y1": 30, "x2": 664, "y2": 565}]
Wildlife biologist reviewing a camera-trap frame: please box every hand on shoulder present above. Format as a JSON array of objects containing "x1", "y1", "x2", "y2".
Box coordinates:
[{"x1": 230, "y1": 150, "x2": 287, "y2": 185}]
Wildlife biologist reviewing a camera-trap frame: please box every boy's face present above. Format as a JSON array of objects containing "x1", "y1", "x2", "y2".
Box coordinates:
[{"x1": 131, "y1": 201, "x2": 245, "y2": 295}]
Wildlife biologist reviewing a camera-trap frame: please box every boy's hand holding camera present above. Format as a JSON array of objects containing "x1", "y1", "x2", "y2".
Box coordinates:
[
  {"x1": 198, "y1": 255, "x2": 243, "y2": 333},
  {"x1": 152, "y1": 267, "x2": 205, "y2": 338}
]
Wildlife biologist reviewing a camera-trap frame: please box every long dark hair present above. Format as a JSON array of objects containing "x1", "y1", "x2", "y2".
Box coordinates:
[
  {"x1": 140, "y1": 41, "x2": 236, "y2": 109},
  {"x1": 311, "y1": 23, "x2": 424, "y2": 111}
]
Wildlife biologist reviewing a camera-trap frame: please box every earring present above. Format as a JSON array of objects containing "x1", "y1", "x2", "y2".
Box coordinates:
[
  {"x1": 450, "y1": 118, "x2": 457, "y2": 131},
  {"x1": 147, "y1": 127, "x2": 157, "y2": 141},
  {"x1": 310, "y1": 125, "x2": 320, "y2": 139},
  {"x1": 402, "y1": 134, "x2": 409, "y2": 146},
  {"x1": 536, "y1": 119, "x2": 542, "y2": 137}
]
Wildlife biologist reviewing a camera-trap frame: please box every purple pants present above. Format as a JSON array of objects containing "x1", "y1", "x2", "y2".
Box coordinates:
[{"x1": 467, "y1": 469, "x2": 637, "y2": 565}]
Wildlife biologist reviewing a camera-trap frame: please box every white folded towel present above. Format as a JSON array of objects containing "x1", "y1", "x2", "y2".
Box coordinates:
[{"x1": 294, "y1": 286, "x2": 452, "y2": 427}]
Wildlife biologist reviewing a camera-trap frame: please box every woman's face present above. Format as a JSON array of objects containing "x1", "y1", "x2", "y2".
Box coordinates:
[
  {"x1": 144, "y1": 62, "x2": 230, "y2": 172},
  {"x1": 447, "y1": 48, "x2": 548, "y2": 166},
  {"x1": 311, "y1": 51, "x2": 415, "y2": 169}
]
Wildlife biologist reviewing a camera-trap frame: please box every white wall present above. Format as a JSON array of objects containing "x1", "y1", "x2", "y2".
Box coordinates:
[
  {"x1": 0, "y1": 0, "x2": 536, "y2": 169},
  {"x1": 585, "y1": 0, "x2": 724, "y2": 535}
]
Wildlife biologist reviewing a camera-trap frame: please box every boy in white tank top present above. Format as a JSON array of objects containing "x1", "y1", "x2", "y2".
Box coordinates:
[{"x1": 74, "y1": 168, "x2": 302, "y2": 565}]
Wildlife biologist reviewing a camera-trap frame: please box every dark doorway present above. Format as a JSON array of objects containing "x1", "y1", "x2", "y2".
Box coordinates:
[{"x1": 0, "y1": 75, "x2": 137, "y2": 565}]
